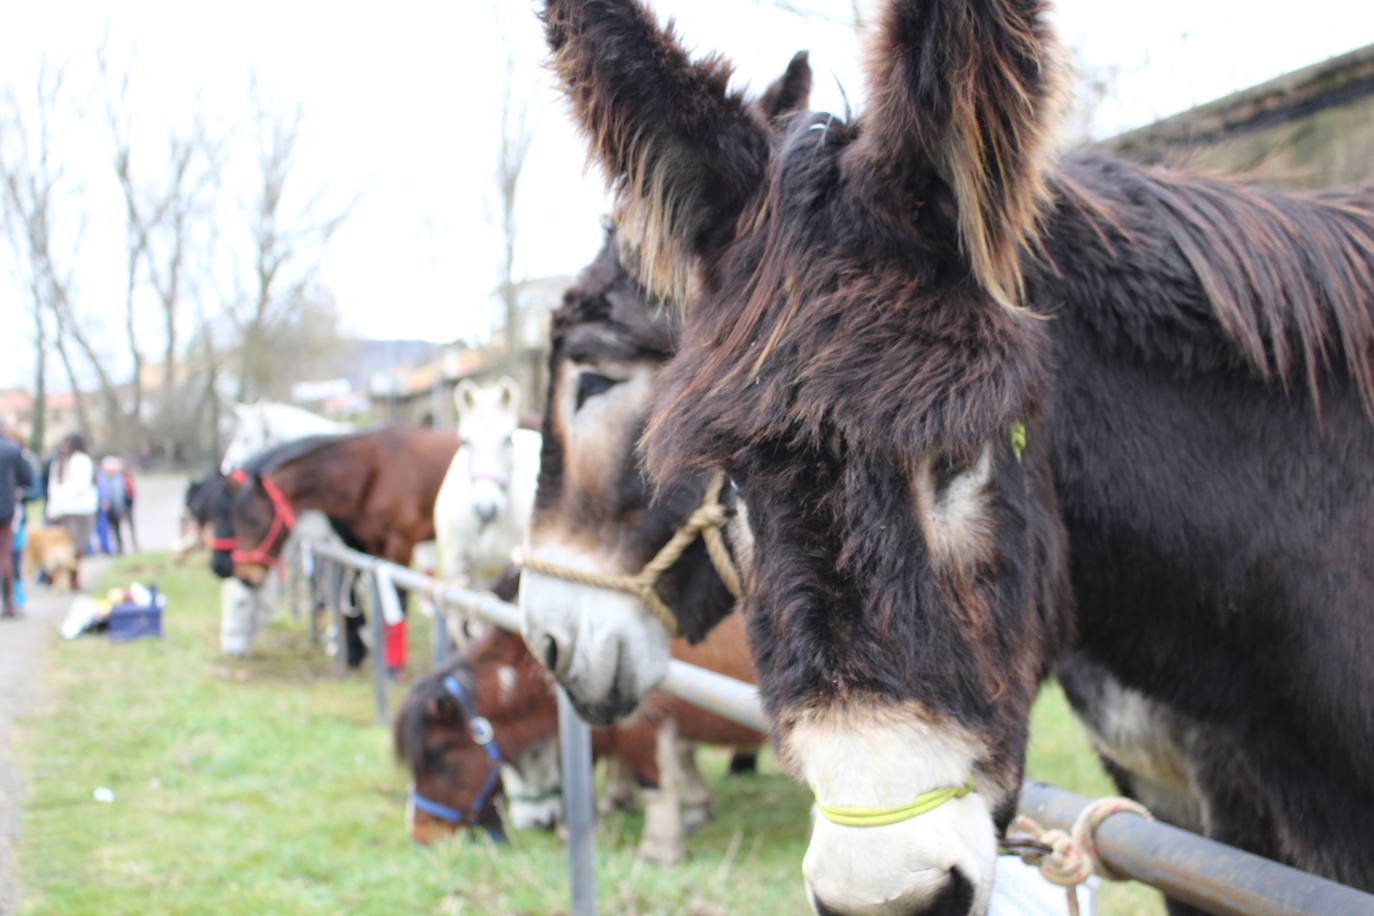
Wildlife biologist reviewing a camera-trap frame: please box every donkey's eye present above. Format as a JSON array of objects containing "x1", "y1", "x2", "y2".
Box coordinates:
[{"x1": 575, "y1": 372, "x2": 622, "y2": 410}]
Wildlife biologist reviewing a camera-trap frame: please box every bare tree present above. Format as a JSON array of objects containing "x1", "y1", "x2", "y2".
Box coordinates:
[
  {"x1": 0, "y1": 64, "x2": 101, "y2": 449},
  {"x1": 100, "y1": 47, "x2": 222, "y2": 443},
  {"x1": 495, "y1": 46, "x2": 535, "y2": 370},
  {"x1": 229, "y1": 95, "x2": 351, "y2": 402}
]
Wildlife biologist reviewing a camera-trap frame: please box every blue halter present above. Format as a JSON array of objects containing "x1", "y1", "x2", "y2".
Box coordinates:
[{"x1": 409, "y1": 675, "x2": 505, "y2": 844}]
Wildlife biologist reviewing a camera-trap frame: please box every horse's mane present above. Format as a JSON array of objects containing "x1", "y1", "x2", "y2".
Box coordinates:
[
  {"x1": 240, "y1": 433, "x2": 357, "y2": 477},
  {"x1": 184, "y1": 472, "x2": 226, "y2": 526},
  {"x1": 1050, "y1": 154, "x2": 1374, "y2": 415},
  {"x1": 393, "y1": 660, "x2": 475, "y2": 771}
]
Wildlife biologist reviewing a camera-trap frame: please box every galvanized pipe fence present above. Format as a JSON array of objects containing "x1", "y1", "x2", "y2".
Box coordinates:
[{"x1": 294, "y1": 539, "x2": 1374, "y2": 916}]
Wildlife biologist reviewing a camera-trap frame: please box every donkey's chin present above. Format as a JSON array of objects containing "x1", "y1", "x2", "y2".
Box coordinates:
[{"x1": 802, "y1": 799, "x2": 996, "y2": 916}]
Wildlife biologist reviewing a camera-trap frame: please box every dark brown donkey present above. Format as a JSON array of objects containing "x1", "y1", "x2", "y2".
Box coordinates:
[
  {"x1": 536, "y1": 1, "x2": 1374, "y2": 914},
  {"x1": 213, "y1": 428, "x2": 457, "y2": 669},
  {"x1": 395, "y1": 614, "x2": 761, "y2": 862}
]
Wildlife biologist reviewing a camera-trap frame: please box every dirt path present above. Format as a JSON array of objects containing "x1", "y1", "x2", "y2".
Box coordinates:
[{"x1": 0, "y1": 472, "x2": 186, "y2": 912}]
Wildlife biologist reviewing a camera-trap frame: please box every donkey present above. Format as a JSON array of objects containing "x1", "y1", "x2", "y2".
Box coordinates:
[
  {"x1": 395, "y1": 613, "x2": 762, "y2": 861},
  {"x1": 433, "y1": 378, "x2": 540, "y2": 642},
  {"x1": 534, "y1": 1, "x2": 1374, "y2": 913},
  {"x1": 522, "y1": 223, "x2": 1094, "y2": 910}
]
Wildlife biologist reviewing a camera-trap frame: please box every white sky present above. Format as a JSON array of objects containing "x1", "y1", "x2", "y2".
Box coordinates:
[{"x1": 2, "y1": 0, "x2": 1372, "y2": 391}]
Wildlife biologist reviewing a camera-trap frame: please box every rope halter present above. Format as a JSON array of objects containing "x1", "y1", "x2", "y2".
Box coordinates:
[
  {"x1": 513, "y1": 470, "x2": 742, "y2": 638},
  {"x1": 409, "y1": 675, "x2": 505, "y2": 844},
  {"x1": 225, "y1": 468, "x2": 296, "y2": 569}
]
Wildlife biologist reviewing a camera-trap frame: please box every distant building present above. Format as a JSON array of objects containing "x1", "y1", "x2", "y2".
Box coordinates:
[
  {"x1": 368, "y1": 274, "x2": 573, "y2": 428},
  {"x1": 0, "y1": 388, "x2": 86, "y2": 450},
  {"x1": 1100, "y1": 43, "x2": 1374, "y2": 188}
]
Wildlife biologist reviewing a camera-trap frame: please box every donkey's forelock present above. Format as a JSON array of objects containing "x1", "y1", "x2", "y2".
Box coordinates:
[{"x1": 644, "y1": 219, "x2": 1050, "y2": 487}]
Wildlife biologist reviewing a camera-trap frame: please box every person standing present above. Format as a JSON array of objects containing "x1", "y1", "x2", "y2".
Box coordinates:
[
  {"x1": 98, "y1": 456, "x2": 130, "y2": 554},
  {"x1": 46, "y1": 433, "x2": 97, "y2": 590},
  {"x1": 0, "y1": 420, "x2": 36, "y2": 618}
]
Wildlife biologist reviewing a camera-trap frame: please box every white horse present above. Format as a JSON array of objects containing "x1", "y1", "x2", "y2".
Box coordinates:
[
  {"x1": 433, "y1": 378, "x2": 540, "y2": 642},
  {"x1": 221, "y1": 402, "x2": 348, "y2": 474},
  {"x1": 218, "y1": 402, "x2": 350, "y2": 656}
]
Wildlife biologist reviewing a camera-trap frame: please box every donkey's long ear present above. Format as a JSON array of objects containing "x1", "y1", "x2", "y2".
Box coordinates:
[
  {"x1": 852, "y1": 0, "x2": 1066, "y2": 311},
  {"x1": 755, "y1": 51, "x2": 813, "y2": 125},
  {"x1": 542, "y1": 0, "x2": 770, "y2": 305}
]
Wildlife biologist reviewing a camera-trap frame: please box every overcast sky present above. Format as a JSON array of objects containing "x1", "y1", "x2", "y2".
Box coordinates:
[{"x1": 2, "y1": 0, "x2": 1372, "y2": 392}]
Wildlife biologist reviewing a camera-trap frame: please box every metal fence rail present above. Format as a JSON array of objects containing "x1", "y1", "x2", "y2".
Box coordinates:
[{"x1": 300, "y1": 540, "x2": 1374, "y2": 916}]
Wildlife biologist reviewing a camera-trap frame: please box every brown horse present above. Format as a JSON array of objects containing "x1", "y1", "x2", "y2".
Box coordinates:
[
  {"x1": 213, "y1": 427, "x2": 457, "y2": 669},
  {"x1": 394, "y1": 614, "x2": 762, "y2": 861},
  {"x1": 537, "y1": 1, "x2": 1374, "y2": 914}
]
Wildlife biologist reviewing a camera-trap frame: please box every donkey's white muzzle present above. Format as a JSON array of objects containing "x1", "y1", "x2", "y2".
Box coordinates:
[
  {"x1": 803, "y1": 795, "x2": 996, "y2": 915},
  {"x1": 519, "y1": 545, "x2": 671, "y2": 725}
]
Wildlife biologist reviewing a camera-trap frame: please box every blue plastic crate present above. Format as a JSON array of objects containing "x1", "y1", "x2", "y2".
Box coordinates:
[{"x1": 107, "y1": 587, "x2": 163, "y2": 641}]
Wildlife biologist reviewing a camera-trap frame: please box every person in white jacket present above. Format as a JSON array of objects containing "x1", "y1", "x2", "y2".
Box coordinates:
[{"x1": 46, "y1": 433, "x2": 98, "y2": 589}]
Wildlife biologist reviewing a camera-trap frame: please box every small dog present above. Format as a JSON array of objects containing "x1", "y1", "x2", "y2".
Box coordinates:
[{"x1": 23, "y1": 527, "x2": 78, "y2": 592}]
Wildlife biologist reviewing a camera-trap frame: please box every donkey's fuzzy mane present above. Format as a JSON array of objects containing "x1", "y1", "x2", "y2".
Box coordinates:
[{"x1": 1046, "y1": 156, "x2": 1374, "y2": 417}]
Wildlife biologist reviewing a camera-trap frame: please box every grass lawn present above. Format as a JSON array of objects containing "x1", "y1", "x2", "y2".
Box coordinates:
[{"x1": 15, "y1": 553, "x2": 1161, "y2": 914}]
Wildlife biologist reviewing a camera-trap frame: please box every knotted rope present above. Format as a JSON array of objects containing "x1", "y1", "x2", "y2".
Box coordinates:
[
  {"x1": 1003, "y1": 796, "x2": 1154, "y2": 916},
  {"x1": 514, "y1": 471, "x2": 741, "y2": 638}
]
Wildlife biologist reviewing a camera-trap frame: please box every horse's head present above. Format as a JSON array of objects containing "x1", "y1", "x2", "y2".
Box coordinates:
[
  {"x1": 520, "y1": 54, "x2": 814, "y2": 726},
  {"x1": 222, "y1": 470, "x2": 295, "y2": 588},
  {"x1": 454, "y1": 378, "x2": 522, "y2": 527},
  {"x1": 394, "y1": 628, "x2": 559, "y2": 843},
  {"x1": 199, "y1": 474, "x2": 237, "y2": 580},
  {"x1": 519, "y1": 227, "x2": 743, "y2": 725},
  {"x1": 542, "y1": 1, "x2": 1071, "y2": 911}
]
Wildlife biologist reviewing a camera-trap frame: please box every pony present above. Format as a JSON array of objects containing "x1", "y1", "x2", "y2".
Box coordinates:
[
  {"x1": 395, "y1": 614, "x2": 762, "y2": 862},
  {"x1": 215, "y1": 403, "x2": 349, "y2": 657},
  {"x1": 536, "y1": 1, "x2": 1374, "y2": 913},
  {"x1": 213, "y1": 427, "x2": 458, "y2": 670},
  {"x1": 433, "y1": 378, "x2": 541, "y2": 641}
]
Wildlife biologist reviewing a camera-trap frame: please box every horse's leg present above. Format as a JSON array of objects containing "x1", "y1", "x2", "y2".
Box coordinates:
[
  {"x1": 343, "y1": 573, "x2": 369, "y2": 668},
  {"x1": 726, "y1": 751, "x2": 758, "y2": 776},
  {"x1": 599, "y1": 756, "x2": 638, "y2": 815},
  {"x1": 635, "y1": 718, "x2": 686, "y2": 864},
  {"x1": 219, "y1": 578, "x2": 257, "y2": 657},
  {"x1": 677, "y1": 741, "x2": 714, "y2": 833}
]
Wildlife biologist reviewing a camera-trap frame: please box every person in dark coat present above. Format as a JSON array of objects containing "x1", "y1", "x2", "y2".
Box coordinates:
[{"x1": 0, "y1": 419, "x2": 36, "y2": 618}]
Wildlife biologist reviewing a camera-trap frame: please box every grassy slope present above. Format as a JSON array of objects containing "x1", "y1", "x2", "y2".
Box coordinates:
[{"x1": 16, "y1": 554, "x2": 1160, "y2": 914}]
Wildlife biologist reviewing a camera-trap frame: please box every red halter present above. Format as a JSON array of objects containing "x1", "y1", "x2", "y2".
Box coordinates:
[{"x1": 227, "y1": 468, "x2": 296, "y2": 568}]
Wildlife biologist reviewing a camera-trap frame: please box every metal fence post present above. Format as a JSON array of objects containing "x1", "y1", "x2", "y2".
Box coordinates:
[
  {"x1": 557, "y1": 687, "x2": 596, "y2": 916},
  {"x1": 328, "y1": 561, "x2": 347, "y2": 676},
  {"x1": 366, "y1": 571, "x2": 390, "y2": 724},
  {"x1": 431, "y1": 603, "x2": 454, "y2": 667}
]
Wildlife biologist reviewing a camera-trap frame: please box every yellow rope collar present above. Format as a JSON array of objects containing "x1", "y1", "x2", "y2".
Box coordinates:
[{"x1": 815, "y1": 781, "x2": 975, "y2": 828}]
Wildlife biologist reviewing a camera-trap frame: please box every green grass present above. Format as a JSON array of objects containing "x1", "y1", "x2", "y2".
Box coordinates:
[{"x1": 15, "y1": 554, "x2": 1160, "y2": 914}]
